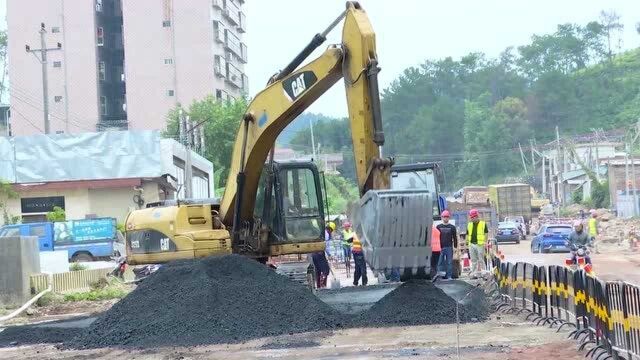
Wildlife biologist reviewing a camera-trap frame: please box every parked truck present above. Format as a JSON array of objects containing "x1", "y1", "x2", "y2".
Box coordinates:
[
  {"x1": 488, "y1": 184, "x2": 532, "y2": 234},
  {"x1": 0, "y1": 217, "x2": 121, "y2": 262}
]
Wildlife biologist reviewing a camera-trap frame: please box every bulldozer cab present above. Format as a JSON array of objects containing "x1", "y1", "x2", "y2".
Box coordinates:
[{"x1": 254, "y1": 161, "x2": 325, "y2": 245}]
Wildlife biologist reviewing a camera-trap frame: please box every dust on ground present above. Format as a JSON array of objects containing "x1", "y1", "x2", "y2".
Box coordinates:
[{"x1": 0, "y1": 314, "x2": 586, "y2": 359}]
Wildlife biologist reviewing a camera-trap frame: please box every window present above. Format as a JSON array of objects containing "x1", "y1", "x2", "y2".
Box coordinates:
[
  {"x1": 280, "y1": 167, "x2": 322, "y2": 241},
  {"x1": 100, "y1": 96, "x2": 107, "y2": 115},
  {"x1": 162, "y1": 20, "x2": 171, "y2": 27},
  {"x1": 0, "y1": 227, "x2": 20, "y2": 237},
  {"x1": 164, "y1": 58, "x2": 173, "y2": 65},
  {"x1": 52, "y1": 27, "x2": 61, "y2": 33},
  {"x1": 97, "y1": 27, "x2": 104, "y2": 46},
  {"x1": 53, "y1": 61, "x2": 62, "y2": 68},
  {"x1": 167, "y1": 90, "x2": 175, "y2": 96},
  {"x1": 98, "y1": 61, "x2": 106, "y2": 80},
  {"x1": 54, "y1": 96, "x2": 63, "y2": 103},
  {"x1": 29, "y1": 225, "x2": 46, "y2": 237}
]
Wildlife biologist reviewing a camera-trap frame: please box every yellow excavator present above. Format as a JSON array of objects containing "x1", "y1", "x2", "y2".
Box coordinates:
[{"x1": 124, "y1": 1, "x2": 436, "y2": 283}]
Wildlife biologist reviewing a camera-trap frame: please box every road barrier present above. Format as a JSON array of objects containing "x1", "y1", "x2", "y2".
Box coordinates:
[{"x1": 491, "y1": 254, "x2": 640, "y2": 360}]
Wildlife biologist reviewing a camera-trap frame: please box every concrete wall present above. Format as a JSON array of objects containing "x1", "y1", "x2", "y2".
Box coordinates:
[
  {"x1": 4, "y1": 188, "x2": 90, "y2": 222},
  {"x1": 0, "y1": 236, "x2": 41, "y2": 307},
  {"x1": 7, "y1": 0, "x2": 99, "y2": 135},
  {"x1": 1, "y1": 184, "x2": 164, "y2": 226}
]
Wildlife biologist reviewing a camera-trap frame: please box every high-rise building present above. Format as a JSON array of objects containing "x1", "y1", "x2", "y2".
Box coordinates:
[
  {"x1": 6, "y1": 0, "x2": 247, "y2": 136},
  {"x1": 122, "y1": 0, "x2": 248, "y2": 130},
  {"x1": 7, "y1": 0, "x2": 127, "y2": 136}
]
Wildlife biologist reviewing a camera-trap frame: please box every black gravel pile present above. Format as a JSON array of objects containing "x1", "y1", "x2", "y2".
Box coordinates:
[
  {"x1": 0, "y1": 326, "x2": 80, "y2": 347},
  {"x1": 356, "y1": 280, "x2": 488, "y2": 327},
  {"x1": 67, "y1": 254, "x2": 345, "y2": 349}
]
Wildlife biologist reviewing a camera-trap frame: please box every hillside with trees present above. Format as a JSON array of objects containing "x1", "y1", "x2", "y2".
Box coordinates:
[{"x1": 289, "y1": 12, "x2": 640, "y2": 190}]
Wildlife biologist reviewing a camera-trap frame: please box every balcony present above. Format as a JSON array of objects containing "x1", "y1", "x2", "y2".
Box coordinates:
[
  {"x1": 224, "y1": 29, "x2": 242, "y2": 57},
  {"x1": 238, "y1": 11, "x2": 246, "y2": 33},
  {"x1": 240, "y1": 42, "x2": 247, "y2": 63},
  {"x1": 213, "y1": 21, "x2": 225, "y2": 43},
  {"x1": 214, "y1": 55, "x2": 227, "y2": 78},
  {"x1": 212, "y1": 0, "x2": 222, "y2": 9},
  {"x1": 223, "y1": 0, "x2": 240, "y2": 25},
  {"x1": 225, "y1": 62, "x2": 243, "y2": 88}
]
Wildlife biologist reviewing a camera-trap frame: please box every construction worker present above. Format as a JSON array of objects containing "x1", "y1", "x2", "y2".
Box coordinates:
[
  {"x1": 467, "y1": 209, "x2": 488, "y2": 276},
  {"x1": 430, "y1": 224, "x2": 441, "y2": 278},
  {"x1": 342, "y1": 221, "x2": 354, "y2": 275},
  {"x1": 350, "y1": 233, "x2": 367, "y2": 286},
  {"x1": 437, "y1": 210, "x2": 457, "y2": 280},
  {"x1": 325, "y1": 222, "x2": 336, "y2": 258},
  {"x1": 311, "y1": 251, "x2": 330, "y2": 288}
]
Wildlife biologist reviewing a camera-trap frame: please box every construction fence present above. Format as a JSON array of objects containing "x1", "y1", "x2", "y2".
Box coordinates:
[
  {"x1": 491, "y1": 255, "x2": 640, "y2": 360},
  {"x1": 30, "y1": 268, "x2": 113, "y2": 294}
]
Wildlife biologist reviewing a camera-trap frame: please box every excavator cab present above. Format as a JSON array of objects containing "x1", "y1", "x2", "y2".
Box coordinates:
[{"x1": 254, "y1": 161, "x2": 325, "y2": 246}]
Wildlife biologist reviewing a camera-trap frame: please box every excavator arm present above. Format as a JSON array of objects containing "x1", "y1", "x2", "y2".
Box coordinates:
[{"x1": 219, "y1": 1, "x2": 389, "y2": 226}]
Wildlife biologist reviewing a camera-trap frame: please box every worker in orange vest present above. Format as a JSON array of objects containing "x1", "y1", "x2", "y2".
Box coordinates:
[
  {"x1": 430, "y1": 224, "x2": 441, "y2": 278},
  {"x1": 350, "y1": 233, "x2": 368, "y2": 286}
]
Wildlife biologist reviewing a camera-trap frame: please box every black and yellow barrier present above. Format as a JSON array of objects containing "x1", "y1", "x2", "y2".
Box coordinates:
[{"x1": 491, "y1": 255, "x2": 640, "y2": 360}]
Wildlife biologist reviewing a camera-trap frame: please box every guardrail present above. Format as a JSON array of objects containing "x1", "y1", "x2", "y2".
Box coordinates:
[
  {"x1": 30, "y1": 268, "x2": 112, "y2": 294},
  {"x1": 490, "y1": 254, "x2": 640, "y2": 360}
]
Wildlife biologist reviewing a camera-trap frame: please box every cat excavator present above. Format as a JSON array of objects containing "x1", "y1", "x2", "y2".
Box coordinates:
[{"x1": 124, "y1": 1, "x2": 435, "y2": 282}]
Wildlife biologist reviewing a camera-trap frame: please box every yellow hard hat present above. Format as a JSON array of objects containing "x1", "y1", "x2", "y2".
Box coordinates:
[{"x1": 328, "y1": 222, "x2": 336, "y2": 231}]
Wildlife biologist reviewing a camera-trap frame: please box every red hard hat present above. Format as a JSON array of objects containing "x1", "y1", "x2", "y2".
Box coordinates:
[
  {"x1": 469, "y1": 209, "x2": 479, "y2": 218},
  {"x1": 442, "y1": 210, "x2": 451, "y2": 218}
]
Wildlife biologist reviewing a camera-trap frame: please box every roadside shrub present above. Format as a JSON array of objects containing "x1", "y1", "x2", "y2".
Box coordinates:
[{"x1": 69, "y1": 263, "x2": 88, "y2": 272}]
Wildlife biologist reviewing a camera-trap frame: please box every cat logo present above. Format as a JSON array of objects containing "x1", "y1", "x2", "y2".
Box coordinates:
[{"x1": 283, "y1": 71, "x2": 318, "y2": 102}]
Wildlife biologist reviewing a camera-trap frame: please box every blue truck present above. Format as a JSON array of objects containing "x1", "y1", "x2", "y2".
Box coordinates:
[{"x1": 0, "y1": 217, "x2": 119, "y2": 262}]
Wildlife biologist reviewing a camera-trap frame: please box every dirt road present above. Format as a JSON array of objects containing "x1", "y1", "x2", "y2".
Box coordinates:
[
  {"x1": 495, "y1": 237, "x2": 640, "y2": 284},
  {"x1": 0, "y1": 313, "x2": 585, "y2": 359}
]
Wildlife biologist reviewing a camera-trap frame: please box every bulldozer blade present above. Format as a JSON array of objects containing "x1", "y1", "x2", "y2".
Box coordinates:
[{"x1": 351, "y1": 189, "x2": 433, "y2": 278}]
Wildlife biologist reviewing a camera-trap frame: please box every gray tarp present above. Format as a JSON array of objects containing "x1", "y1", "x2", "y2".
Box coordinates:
[{"x1": 0, "y1": 130, "x2": 163, "y2": 183}]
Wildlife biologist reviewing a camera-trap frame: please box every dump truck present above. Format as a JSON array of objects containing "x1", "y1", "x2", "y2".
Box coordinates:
[{"x1": 488, "y1": 183, "x2": 532, "y2": 234}]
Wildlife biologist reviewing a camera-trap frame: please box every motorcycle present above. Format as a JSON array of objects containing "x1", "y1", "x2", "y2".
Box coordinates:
[
  {"x1": 108, "y1": 256, "x2": 161, "y2": 283},
  {"x1": 564, "y1": 243, "x2": 595, "y2": 275}
]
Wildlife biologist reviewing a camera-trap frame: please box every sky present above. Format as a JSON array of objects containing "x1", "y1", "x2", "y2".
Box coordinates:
[
  {"x1": 0, "y1": 1, "x2": 638, "y2": 118},
  {"x1": 244, "y1": 0, "x2": 640, "y2": 118}
]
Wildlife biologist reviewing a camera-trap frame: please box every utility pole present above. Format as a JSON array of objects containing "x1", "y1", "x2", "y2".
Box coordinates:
[
  {"x1": 518, "y1": 142, "x2": 528, "y2": 174},
  {"x1": 592, "y1": 129, "x2": 601, "y2": 182},
  {"x1": 529, "y1": 139, "x2": 535, "y2": 173},
  {"x1": 184, "y1": 115, "x2": 193, "y2": 199},
  {"x1": 555, "y1": 126, "x2": 562, "y2": 204},
  {"x1": 25, "y1": 23, "x2": 62, "y2": 134},
  {"x1": 309, "y1": 118, "x2": 317, "y2": 161},
  {"x1": 541, "y1": 156, "x2": 547, "y2": 196},
  {"x1": 625, "y1": 143, "x2": 631, "y2": 216}
]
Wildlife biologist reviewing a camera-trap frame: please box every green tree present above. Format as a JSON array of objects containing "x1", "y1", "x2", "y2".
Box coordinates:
[
  {"x1": 164, "y1": 96, "x2": 247, "y2": 189},
  {"x1": 46, "y1": 206, "x2": 66, "y2": 222},
  {"x1": 599, "y1": 10, "x2": 624, "y2": 61},
  {"x1": 0, "y1": 179, "x2": 19, "y2": 225}
]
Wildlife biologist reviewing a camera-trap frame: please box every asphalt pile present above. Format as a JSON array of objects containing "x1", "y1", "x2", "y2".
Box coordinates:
[
  {"x1": 357, "y1": 280, "x2": 488, "y2": 327},
  {"x1": 0, "y1": 255, "x2": 490, "y2": 349},
  {"x1": 67, "y1": 254, "x2": 345, "y2": 349}
]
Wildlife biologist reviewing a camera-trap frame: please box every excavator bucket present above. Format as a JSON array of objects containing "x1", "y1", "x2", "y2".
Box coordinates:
[{"x1": 351, "y1": 189, "x2": 434, "y2": 279}]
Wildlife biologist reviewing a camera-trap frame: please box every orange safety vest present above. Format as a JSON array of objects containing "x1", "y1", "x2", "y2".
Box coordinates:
[
  {"x1": 352, "y1": 234, "x2": 363, "y2": 253},
  {"x1": 431, "y1": 225, "x2": 441, "y2": 252}
]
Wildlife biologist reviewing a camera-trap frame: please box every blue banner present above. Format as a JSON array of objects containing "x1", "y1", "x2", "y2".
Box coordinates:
[{"x1": 54, "y1": 218, "x2": 115, "y2": 244}]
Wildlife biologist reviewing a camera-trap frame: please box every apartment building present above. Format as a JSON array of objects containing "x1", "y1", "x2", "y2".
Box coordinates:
[
  {"x1": 7, "y1": 0, "x2": 247, "y2": 136},
  {"x1": 122, "y1": 0, "x2": 248, "y2": 130},
  {"x1": 7, "y1": 0, "x2": 127, "y2": 136}
]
